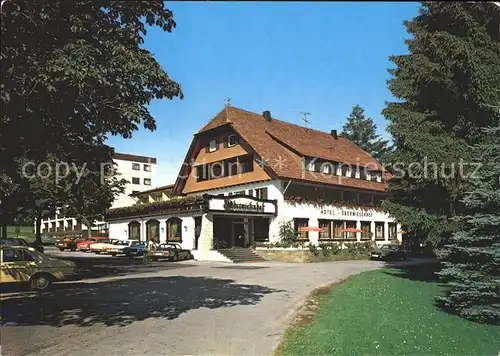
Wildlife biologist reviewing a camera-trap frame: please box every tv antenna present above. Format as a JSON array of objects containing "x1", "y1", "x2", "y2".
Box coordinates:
[{"x1": 300, "y1": 112, "x2": 311, "y2": 128}]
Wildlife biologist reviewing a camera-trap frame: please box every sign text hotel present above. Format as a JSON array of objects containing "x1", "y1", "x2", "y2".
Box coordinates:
[{"x1": 321, "y1": 208, "x2": 373, "y2": 218}]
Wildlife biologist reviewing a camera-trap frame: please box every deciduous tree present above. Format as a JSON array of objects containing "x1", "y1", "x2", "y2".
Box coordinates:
[{"x1": 1, "y1": 0, "x2": 183, "y2": 227}]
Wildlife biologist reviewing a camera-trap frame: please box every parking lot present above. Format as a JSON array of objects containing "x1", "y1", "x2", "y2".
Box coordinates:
[{"x1": 1, "y1": 247, "x2": 435, "y2": 356}]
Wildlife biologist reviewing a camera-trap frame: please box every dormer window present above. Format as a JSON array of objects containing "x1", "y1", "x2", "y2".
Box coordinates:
[
  {"x1": 322, "y1": 163, "x2": 332, "y2": 174},
  {"x1": 208, "y1": 139, "x2": 218, "y2": 152},
  {"x1": 307, "y1": 161, "x2": 315, "y2": 172},
  {"x1": 227, "y1": 134, "x2": 239, "y2": 147}
]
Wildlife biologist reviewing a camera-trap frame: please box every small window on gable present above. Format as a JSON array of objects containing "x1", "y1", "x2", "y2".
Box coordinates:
[
  {"x1": 208, "y1": 139, "x2": 218, "y2": 152},
  {"x1": 228, "y1": 134, "x2": 239, "y2": 147},
  {"x1": 322, "y1": 163, "x2": 332, "y2": 174}
]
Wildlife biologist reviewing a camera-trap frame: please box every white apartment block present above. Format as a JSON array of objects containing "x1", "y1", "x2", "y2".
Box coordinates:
[{"x1": 38, "y1": 152, "x2": 157, "y2": 236}]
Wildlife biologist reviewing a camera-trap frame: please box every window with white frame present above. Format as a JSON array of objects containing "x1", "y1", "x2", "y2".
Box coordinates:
[
  {"x1": 322, "y1": 163, "x2": 332, "y2": 174},
  {"x1": 144, "y1": 164, "x2": 151, "y2": 172},
  {"x1": 307, "y1": 161, "x2": 315, "y2": 172},
  {"x1": 144, "y1": 178, "x2": 151, "y2": 186},
  {"x1": 132, "y1": 163, "x2": 140, "y2": 170},
  {"x1": 208, "y1": 139, "x2": 218, "y2": 152},
  {"x1": 227, "y1": 134, "x2": 238, "y2": 147}
]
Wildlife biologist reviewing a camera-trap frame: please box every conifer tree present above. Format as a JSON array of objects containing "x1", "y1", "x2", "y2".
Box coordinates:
[
  {"x1": 438, "y1": 123, "x2": 500, "y2": 324},
  {"x1": 382, "y1": 2, "x2": 500, "y2": 244},
  {"x1": 341, "y1": 105, "x2": 390, "y2": 163}
]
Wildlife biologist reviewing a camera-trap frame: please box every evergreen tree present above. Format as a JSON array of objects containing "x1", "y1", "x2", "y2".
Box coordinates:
[
  {"x1": 382, "y1": 2, "x2": 500, "y2": 245},
  {"x1": 341, "y1": 105, "x2": 390, "y2": 162},
  {"x1": 438, "y1": 123, "x2": 500, "y2": 324}
]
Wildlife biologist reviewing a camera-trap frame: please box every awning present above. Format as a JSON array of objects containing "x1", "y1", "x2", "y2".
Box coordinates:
[
  {"x1": 299, "y1": 226, "x2": 325, "y2": 232},
  {"x1": 341, "y1": 228, "x2": 363, "y2": 233}
]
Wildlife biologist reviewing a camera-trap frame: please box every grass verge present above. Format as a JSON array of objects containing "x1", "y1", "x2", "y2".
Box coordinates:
[{"x1": 274, "y1": 264, "x2": 499, "y2": 356}]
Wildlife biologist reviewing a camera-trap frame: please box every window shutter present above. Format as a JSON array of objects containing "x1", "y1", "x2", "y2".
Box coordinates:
[
  {"x1": 223, "y1": 136, "x2": 229, "y2": 148},
  {"x1": 262, "y1": 187, "x2": 268, "y2": 200},
  {"x1": 215, "y1": 138, "x2": 220, "y2": 150},
  {"x1": 205, "y1": 144, "x2": 210, "y2": 153}
]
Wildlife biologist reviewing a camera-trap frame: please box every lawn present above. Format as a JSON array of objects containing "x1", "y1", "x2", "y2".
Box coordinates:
[
  {"x1": 275, "y1": 264, "x2": 499, "y2": 356},
  {"x1": 5, "y1": 225, "x2": 36, "y2": 242}
]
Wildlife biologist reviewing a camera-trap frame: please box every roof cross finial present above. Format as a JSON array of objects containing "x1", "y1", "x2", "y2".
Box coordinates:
[
  {"x1": 225, "y1": 97, "x2": 231, "y2": 107},
  {"x1": 300, "y1": 112, "x2": 311, "y2": 128}
]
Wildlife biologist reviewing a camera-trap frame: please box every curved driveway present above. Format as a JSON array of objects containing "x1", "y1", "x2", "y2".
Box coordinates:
[{"x1": 1, "y1": 253, "x2": 434, "y2": 356}]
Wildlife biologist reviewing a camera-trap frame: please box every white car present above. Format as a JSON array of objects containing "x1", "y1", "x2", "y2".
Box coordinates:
[
  {"x1": 104, "y1": 240, "x2": 139, "y2": 256},
  {"x1": 89, "y1": 239, "x2": 114, "y2": 254}
]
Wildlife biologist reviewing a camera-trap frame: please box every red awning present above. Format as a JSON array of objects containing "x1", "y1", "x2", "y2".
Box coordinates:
[
  {"x1": 299, "y1": 226, "x2": 324, "y2": 232},
  {"x1": 341, "y1": 228, "x2": 363, "y2": 233}
]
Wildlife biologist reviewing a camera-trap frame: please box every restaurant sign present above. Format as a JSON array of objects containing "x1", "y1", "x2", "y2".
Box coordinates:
[
  {"x1": 223, "y1": 200, "x2": 264, "y2": 212},
  {"x1": 208, "y1": 195, "x2": 277, "y2": 215}
]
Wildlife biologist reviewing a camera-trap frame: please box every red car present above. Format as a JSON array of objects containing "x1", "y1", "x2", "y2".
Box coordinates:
[{"x1": 77, "y1": 237, "x2": 106, "y2": 252}]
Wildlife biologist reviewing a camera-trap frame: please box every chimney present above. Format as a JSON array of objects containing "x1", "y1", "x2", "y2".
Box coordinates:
[
  {"x1": 263, "y1": 110, "x2": 272, "y2": 121},
  {"x1": 331, "y1": 129, "x2": 338, "y2": 139}
]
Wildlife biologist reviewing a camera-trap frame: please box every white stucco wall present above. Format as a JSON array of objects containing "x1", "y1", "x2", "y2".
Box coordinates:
[
  {"x1": 281, "y1": 201, "x2": 401, "y2": 244},
  {"x1": 108, "y1": 213, "x2": 197, "y2": 250}
]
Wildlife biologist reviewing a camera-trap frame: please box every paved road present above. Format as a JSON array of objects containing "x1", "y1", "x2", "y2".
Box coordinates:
[{"x1": 1, "y1": 249, "x2": 435, "y2": 356}]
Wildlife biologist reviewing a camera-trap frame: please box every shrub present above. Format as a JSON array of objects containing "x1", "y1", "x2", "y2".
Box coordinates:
[
  {"x1": 319, "y1": 242, "x2": 340, "y2": 257},
  {"x1": 278, "y1": 221, "x2": 300, "y2": 248},
  {"x1": 308, "y1": 244, "x2": 320, "y2": 256}
]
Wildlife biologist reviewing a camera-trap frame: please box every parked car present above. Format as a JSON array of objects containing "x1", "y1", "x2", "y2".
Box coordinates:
[
  {"x1": 54, "y1": 237, "x2": 80, "y2": 252},
  {"x1": 104, "y1": 240, "x2": 139, "y2": 256},
  {"x1": 89, "y1": 239, "x2": 114, "y2": 254},
  {"x1": 122, "y1": 242, "x2": 147, "y2": 258},
  {"x1": 0, "y1": 245, "x2": 77, "y2": 291},
  {"x1": 370, "y1": 244, "x2": 408, "y2": 261},
  {"x1": 77, "y1": 237, "x2": 106, "y2": 252},
  {"x1": 1, "y1": 238, "x2": 44, "y2": 253},
  {"x1": 151, "y1": 243, "x2": 193, "y2": 262}
]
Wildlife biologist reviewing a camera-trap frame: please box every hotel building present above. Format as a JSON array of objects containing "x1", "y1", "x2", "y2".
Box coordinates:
[{"x1": 106, "y1": 106, "x2": 401, "y2": 261}]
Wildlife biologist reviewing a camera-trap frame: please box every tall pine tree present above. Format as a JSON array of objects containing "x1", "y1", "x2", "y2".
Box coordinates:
[
  {"x1": 438, "y1": 123, "x2": 500, "y2": 324},
  {"x1": 341, "y1": 105, "x2": 390, "y2": 162},
  {"x1": 382, "y1": 2, "x2": 500, "y2": 245}
]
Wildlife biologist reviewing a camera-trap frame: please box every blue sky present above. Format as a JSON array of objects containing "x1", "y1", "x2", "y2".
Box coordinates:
[{"x1": 107, "y1": 1, "x2": 419, "y2": 186}]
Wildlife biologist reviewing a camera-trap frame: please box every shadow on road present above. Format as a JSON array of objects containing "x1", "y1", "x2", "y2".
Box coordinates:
[{"x1": 1, "y1": 276, "x2": 285, "y2": 327}]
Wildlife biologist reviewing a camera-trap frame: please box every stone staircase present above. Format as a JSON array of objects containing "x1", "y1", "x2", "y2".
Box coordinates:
[{"x1": 217, "y1": 248, "x2": 267, "y2": 263}]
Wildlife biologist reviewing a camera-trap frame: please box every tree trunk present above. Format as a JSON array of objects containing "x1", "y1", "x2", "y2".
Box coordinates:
[
  {"x1": 35, "y1": 209, "x2": 42, "y2": 245},
  {"x1": 81, "y1": 216, "x2": 93, "y2": 239}
]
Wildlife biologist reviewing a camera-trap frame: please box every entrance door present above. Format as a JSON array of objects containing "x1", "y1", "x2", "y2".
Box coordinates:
[{"x1": 233, "y1": 223, "x2": 247, "y2": 247}]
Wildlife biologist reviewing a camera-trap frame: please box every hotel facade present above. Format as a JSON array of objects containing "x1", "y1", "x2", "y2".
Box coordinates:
[{"x1": 107, "y1": 106, "x2": 402, "y2": 261}]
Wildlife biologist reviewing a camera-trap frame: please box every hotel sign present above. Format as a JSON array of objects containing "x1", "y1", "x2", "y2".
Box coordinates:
[
  {"x1": 320, "y1": 208, "x2": 373, "y2": 218},
  {"x1": 207, "y1": 195, "x2": 277, "y2": 215}
]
